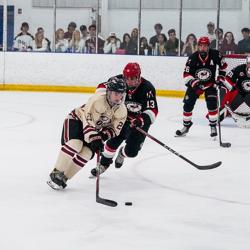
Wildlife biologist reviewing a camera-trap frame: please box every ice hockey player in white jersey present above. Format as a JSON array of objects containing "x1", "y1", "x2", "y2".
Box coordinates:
[
  {"x1": 47, "y1": 77, "x2": 127, "y2": 190},
  {"x1": 220, "y1": 56, "x2": 250, "y2": 128}
]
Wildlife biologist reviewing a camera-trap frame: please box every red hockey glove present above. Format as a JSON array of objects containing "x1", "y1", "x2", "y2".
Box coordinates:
[{"x1": 129, "y1": 116, "x2": 144, "y2": 128}]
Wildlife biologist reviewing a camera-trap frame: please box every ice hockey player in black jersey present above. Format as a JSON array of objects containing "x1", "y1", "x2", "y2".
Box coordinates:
[
  {"x1": 220, "y1": 56, "x2": 250, "y2": 128},
  {"x1": 91, "y1": 62, "x2": 158, "y2": 176},
  {"x1": 176, "y1": 36, "x2": 227, "y2": 137}
]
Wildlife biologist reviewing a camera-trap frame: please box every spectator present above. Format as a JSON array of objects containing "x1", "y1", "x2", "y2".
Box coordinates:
[
  {"x1": 206, "y1": 21, "x2": 216, "y2": 42},
  {"x1": 120, "y1": 33, "x2": 137, "y2": 55},
  {"x1": 166, "y1": 29, "x2": 183, "y2": 56},
  {"x1": 55, "y1": 28, "x2": 69, "y2": 53},
  {"x1": 220, "y1": 31, "x2": 238, "y2": 55},
  {"x1": 181, "y1": 33, "x2": 198, "y2": 56},
  {"x1": 85, "y1": 24, "x2": 104, "y2": 54},
  {"x1": 80, "y1": 25, "x2": 89, "y2": 42},
  {"x1": 64, "y1": 22, "x2": 77, "y2": 41},
  {"x1": 37, "y1": 27, "x2": 51, "y2": 51},
  {"x1": 238, "y1": 28, "x2": 250, "y2": 54},
  {"x1": 103, "y1": 32, "x2": 121, "y2": 54},
  {"x1": 130, "y1": 27, "x2": 139, "y2": 53},
  {"x1": 156, "y1": 33, "x2": 167, "y2": 56},
  {"x1": 68, "y1": 30, "x2": 85, "y2": 53},
  {"x1": 13, "y1": 22, "x2": 34, "y2": 51},
  {"x1": 210, "y1": 28, "x2": 223, "y2": 51},
  {"x1": 32, "y1": 32, "x2": 50, "y2": 52},
  {"x1": 149, "y1": 23, "x2": 163, "y2": 49},
  {"x1": 139, "y1": 37, "x2": 152, "y2": 55}
]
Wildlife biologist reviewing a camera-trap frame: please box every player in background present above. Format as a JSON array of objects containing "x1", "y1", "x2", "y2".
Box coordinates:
[
  {"x1": 91, "y1": 62, "x2": 158, "y2": 176},
  {"x1": 47, "y1": 77, "x2": 127, "y2": 190},
  {"x1": 176, "y1": 36, "x2": 227, "y2": 137},
  {"x1": 219, "y1": 56, "x2": 250, "y2": 128}
]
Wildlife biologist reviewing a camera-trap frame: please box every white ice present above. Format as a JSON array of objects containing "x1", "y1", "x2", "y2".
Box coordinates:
[{"x1": 0, "y1": 91, "x2": 250, "y2": 250}]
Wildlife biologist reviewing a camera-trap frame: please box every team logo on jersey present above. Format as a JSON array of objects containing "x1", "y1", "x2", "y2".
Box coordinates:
[
  {"x1": 241, "y1": 80, "x2": 250, "y2": 92},
  {"x1": 96, "y1": 115, "x2": 111, "y2": 129},
  {"x1": 195, "y1": 68, "x2": 212, "y2": 82},
  {"x1": 125, "y1": 101, "x2": 142, "y2": 113}
]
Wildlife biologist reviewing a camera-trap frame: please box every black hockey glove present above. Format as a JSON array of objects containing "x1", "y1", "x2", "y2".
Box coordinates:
[
  {"x1": 129, "y1": 115, "x2": 145, "y2": 128},
  {"x1": 187, "y1": 79, "x2": 200, "y2": 89},
  {"x1": 89, "y1": 133, "x2": 104, "y2": 153},
  {"x1": 100, "y1": 127, "x2": 116, "y2": 141}
]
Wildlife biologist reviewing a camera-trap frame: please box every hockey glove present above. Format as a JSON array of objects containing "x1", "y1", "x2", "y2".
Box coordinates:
[
  {"x1": 129, "y1": 115, "x2": 144, "y2": 128},
  {"x1": 89, "y1": 133, "x2": 104, "y2": 153},
  {"x1": 187, "y1": 79, "x2": 200, "y2": 89},
  {"x1": 100, "y1": 127, "x2": 116, "y2": 141}
]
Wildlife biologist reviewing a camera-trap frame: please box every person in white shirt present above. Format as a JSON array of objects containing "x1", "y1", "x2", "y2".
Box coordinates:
[
  {"x1": 32, "y1": 32, "x2": 49, "y2": 52},
  {"x1": 206, "y1": 22, "x2": 216, "y2": 42},
  {"x1": 55, "y1": 28, "x2": 69, "y2": 53},
  {"x1": 103, "y1": 32, "x2": 121, "y2": 54},
  {"x1": 68, "y1": 30, "x2": 85, "y2": 53},
  {"x1": 13, "y1": 22, "x2": 34, "y2": 51}
]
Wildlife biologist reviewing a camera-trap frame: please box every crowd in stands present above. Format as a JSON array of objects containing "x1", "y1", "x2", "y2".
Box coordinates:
[{"x1": 11, "y1": 21, "x2": 250, "y2": 56}]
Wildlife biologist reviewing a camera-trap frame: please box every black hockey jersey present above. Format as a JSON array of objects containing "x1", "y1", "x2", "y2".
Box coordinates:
[
  {"x1": 224, "y1": 64, "x2": 250, "y2": 96},
  {"x1": 183, "y1": 49, "x2": 227, "y2": 89},
  {"x1": 96, "y1": 74, "x2": 158, "y2": 125}
]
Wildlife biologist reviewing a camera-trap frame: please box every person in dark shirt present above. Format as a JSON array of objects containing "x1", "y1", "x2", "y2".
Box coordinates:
[
  {"x1": 176, "y1": 36, "x2": 228, "y2": 138},
  {"x1": 238, "y1": 28, "x2": 250, "y2": 54}
]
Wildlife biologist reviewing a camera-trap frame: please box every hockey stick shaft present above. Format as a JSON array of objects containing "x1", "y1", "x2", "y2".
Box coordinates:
[
  {"x1": 96, "y1": 151, "x2": 117, "y2": 207},
  {"x1": 135, "y1": 127, "x2": 221, "y2": 170},
  {"x1": 217, "y1": 85, "x2": 231, "y2": 147}
]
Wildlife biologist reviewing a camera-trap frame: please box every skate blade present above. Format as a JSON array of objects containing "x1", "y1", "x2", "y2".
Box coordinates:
[
  {"x1": 47, "y1": 179, "x2": 64, "y2": 190},
  {"x1": 174, "y1": 134, "x2": 187, "y2": 138}
]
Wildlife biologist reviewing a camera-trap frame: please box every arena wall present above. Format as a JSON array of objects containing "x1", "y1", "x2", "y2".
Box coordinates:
[{"x1": 0, "y1": 52, "x2": 187, "y2": 97}]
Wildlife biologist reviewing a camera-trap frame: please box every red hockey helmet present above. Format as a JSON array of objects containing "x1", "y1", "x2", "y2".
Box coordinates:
[
  {"x1": 198, "y1": 36, "x2": 210, "y2": 46},
  {"x1": 123, "y1": 62, "x2": 141, "y2": 89},
  {"x1": 123, "y1": 62, "x2": 141, "y2": 79}
]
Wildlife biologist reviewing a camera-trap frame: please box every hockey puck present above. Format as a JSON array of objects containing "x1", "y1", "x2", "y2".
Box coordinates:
[{"x1": 125, "y1": 202, "x2": 132, "y2": 206}]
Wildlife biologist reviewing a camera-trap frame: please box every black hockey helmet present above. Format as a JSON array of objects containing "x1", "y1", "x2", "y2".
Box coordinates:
[
  {"x1": 106, "y1": 77, "x2": 127, "y2": 93},
  {"x1": 106, "y1": 77, "x2": 127, "y2": 107}
]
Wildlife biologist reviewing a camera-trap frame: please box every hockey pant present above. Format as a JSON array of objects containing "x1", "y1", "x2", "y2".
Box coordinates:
[{"x1": 183, "y1": 86, "x2": 218, "y2": 126}]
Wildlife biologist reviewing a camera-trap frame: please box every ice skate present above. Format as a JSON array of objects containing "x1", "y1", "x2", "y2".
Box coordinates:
[
  {"x1": 47, "y1": 168, "x2": 68, "y2": 190},
  {"x1": 115, "y1": 147, "x2": 125, "y2": 168},
  {"x1": 210, "y1": 126, "x2": 217, "y2": 138},
  {"x1": 90, "y1": 163, "x2": 108, "y2": 178},
  {"x1": 175, "y1": 122, "x2": 193, "y2": 137}
]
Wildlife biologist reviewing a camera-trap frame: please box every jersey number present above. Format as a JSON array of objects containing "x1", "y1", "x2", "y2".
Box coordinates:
[
  {"x1": 147, "y1": 100, "x2": 155, "y2": 109},
  {"x1": 116, "y1": 122, "x2": 124, "y2": 130}
]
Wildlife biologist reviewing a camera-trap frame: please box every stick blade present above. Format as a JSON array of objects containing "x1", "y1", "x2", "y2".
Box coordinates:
[
  {"x1": 96, "y1": 196, "x2": 118, "y2": 207},
  {"x1": 220, "y1": 142, "x2": 231, "y2": 148},
  {"x1": 195, "y1": 161, "x2": 222, "y2": 170}
]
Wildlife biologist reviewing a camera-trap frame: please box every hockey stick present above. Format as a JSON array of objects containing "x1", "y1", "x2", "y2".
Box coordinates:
[
  {"x1": 217, "y1": 85, "x2": 231, "y2": 148},
  {"x1": 135, "y1": 127, "x2": 221, "y2": 170},
  {"x1": 96, "y1": 151, "x2": 118, "y2": 207}
]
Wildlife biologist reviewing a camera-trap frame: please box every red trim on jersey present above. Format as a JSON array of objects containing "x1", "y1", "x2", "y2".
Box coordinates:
[
  {"x1": 198, "y1": 53, "x2": 209, "y2": 65},
  {"x1": 183, "y1": 72, "x2": 194, "y2": 78}
]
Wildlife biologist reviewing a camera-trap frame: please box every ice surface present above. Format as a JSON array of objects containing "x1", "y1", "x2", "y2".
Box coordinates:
[{"x1": 0, "y1": 92, "x2": 250, "y2": 250}]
